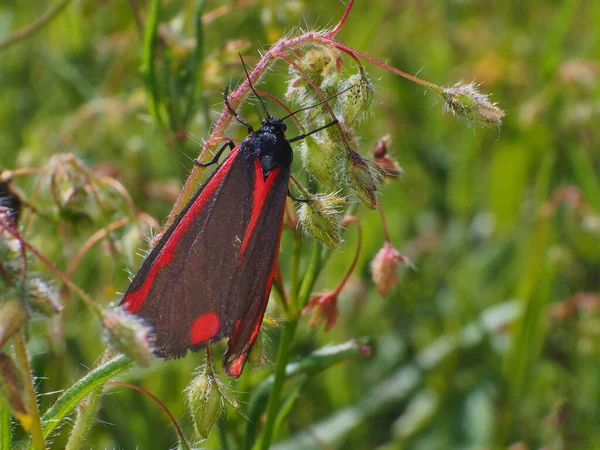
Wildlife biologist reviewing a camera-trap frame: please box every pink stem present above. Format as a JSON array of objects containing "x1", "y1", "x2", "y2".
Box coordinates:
[
  {"x1": 326, "y1": 0, "x2": 355, "y2": 38},
  {"x1": 378, "y1": 203, "x2": 391, "y2": 243},
  {"x1": 335, "y1": 218, "x2": 362, "y2": 294},
  {"x1": 316, "y1": 36, "x2": 443, "y2": 94}
]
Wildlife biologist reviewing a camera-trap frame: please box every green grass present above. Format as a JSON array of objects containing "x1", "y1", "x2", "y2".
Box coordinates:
[{"x1": 1, "y1": 1, "x2": 600, "y2": 449}]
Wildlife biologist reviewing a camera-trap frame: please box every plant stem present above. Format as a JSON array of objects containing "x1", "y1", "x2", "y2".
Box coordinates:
[
  {"x1": 257, "y1": 318, "x2": 299, "y2": 450},
  {"x1": 13, "y1": 334, "x2": 45, "y2": 450},
  {"x1": 258, "y1": 244, "x2": 323, "y2": 449},
  {"x1": 1, "y1": 397, "x2": 11, "y2": 450},
  {"x1": 64, "y1": 386, "x2": 103, "y2": 450},
  {"x1": 0, "y1": 0, "x2": 72, "y2": 51}
]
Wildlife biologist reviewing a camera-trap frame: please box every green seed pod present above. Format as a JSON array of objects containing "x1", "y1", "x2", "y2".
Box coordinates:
[
  {"x1": 186, "y1": 369, "x2": 223, "y2": 441},
  {"x1": 297, "y1": 194, "x2": 345, "y2": 248},
  {"x1": 26, "y1": 278, "x2": 62, "y2": 317},
  {"x1": 344, "y1": 150, "x2": 385, "y2": 209},
  {"x1": 102, "y1": 308, "x2": 154, "y2": 367},
  {"x1": 442, "y1": 81, "x2": 505, "y2": 127},
  {"x1": 340, "y1": 69, "x2": 374, "y2": 126},
  {"x1": 300, "y1": 135, "x2": 343, "y2": 190},
  {"x1": 286, "y1": 47, "x2": 341, "y2": 105}
]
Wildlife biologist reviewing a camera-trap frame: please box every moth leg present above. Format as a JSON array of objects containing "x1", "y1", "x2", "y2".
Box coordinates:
[
  {"x1": 224, "y1": 87, "x2": 254, "y2": 135},
  {"x1": 288, "y1": 120, "x2": 338, "y2": 143},
  {"x1": 195, "y1": 140, "x2": 235, "y2": 167}
]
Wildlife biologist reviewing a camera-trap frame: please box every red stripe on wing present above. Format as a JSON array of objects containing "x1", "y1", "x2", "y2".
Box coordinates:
[
  {"x1": 237, "y1": 160, "x2": 280, "y2": 263},
  {"x1": 123, "y1": 150, "x2": 239, "y2": 314}
]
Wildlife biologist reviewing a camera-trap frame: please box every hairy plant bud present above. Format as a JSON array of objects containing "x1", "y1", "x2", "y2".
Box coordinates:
[
  {"x1": 442, "y1": 81, "x2": 505, "y2": 127},
  {"x1": 186, "y1": 369, "x2": 223, "y2": 441},
  {"x1": 0, "y1": 298, "x2": 27, "y2": 348},
  {"x1": 344, "y1": 150, "x2": 385, "y2": 209},
  {"x1": 302, "y1": 290, "x2": 339, "y2": 331},
  {"x1": 340, "y1": 68, "x2": 374, "y2": 126},
  {"x1": 286, "y1": 46, "x2": 341, "y2": 104},
  {"x1": 102, "y1": 308, "x2": 154, "y2": 366},
  {"x1": 26, "y1": 278, "x2": 62, "y2": 317},
  {"x1": 297, "y1": 194, "x2": 345, "y2": 248},
  {"x1": 300, "y1": 135, "x2": 343, "y2": 189},
  {"x1": 371, "y1": 242, "x2": 412, "y2": 297}
]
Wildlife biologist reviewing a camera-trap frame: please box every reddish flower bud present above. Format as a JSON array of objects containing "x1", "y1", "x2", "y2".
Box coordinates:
[
  {"x1": 370, "y1": 242, "x2": 412, "y2": 298},
  {"x1": 302, "y1": 291, "x2": 339, "y2": 331}
]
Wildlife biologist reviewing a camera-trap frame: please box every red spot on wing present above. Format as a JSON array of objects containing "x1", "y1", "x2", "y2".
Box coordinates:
[
  {"x1": 122, "y1": 150, "x2": 239, "y2": 313},
  {"x1": 238, "y1": 161, "x2": 280, "y2": 263},
  {"x1": 191, "y1": 312, "x2": 221, "y2": 344}
]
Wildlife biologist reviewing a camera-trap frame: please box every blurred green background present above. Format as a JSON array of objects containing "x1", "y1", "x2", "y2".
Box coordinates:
[{"x1": 1, "y1": 0, "x2": 600, "y2": 449}]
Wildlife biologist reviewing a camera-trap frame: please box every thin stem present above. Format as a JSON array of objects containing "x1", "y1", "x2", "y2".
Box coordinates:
[
  {"x1": 0, "y1": 221, "x2": 101, "y2": 315},
  {"x1": 378, "y1": 203, "x2": 391, "y2": 243},
  {"x1": 325, "y1": 0, "x2": 354, "y2": 38},
  {"x1": 108, "y1": 382, "x2": 192, "y2": 450},
  {"x1": 1, "y1": 396, "x2": 11, "y2": 450},
  {"x1": 316, "y1": 36, "x2": 444, "y2": 94},
  {"x1": 13, "y1": 334, "x2": 45, "y2": 450},
  {"x1": 127, "y1": 0, "x2": 144, "y2": 37},
  {"x1": 0, "y1": 0, "x2": 72, "y2": 51},
  {"x1": 258, "y1": 319, "x2": 299, "y2": 450},
  {"x1": 335, "y1": 218, "x2": 362, "y2": 295},
  {"x1": 66, "y1": 217, "x2": 129, "y2": 277},
  {"x1": 275, "y1": 53, "x2": 353, "y2": 152},
  {"x1": 64, "y1": 386, "x2": 103, "y2": 450},
  {"x1": 259, "y1": 244, "x2": 323, "y2": 449}
]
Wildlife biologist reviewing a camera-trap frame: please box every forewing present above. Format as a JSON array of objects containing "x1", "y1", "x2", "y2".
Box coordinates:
[{"x1": 121, "y1": 149, "x2": 255, "y2": 357}]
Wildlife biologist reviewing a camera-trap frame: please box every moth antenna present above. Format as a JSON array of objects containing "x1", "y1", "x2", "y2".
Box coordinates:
[
  {"x1": 239, "y1": 53, "x2": 271, "y2": 118},
  {"x1": 281, "y1": 84, "x2": 358, "y2": 121}
]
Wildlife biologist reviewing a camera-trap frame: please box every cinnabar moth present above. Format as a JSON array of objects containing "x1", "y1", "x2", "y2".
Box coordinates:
[{"x1": 121, "y1": 67, "x2": 338, "y2": 377}]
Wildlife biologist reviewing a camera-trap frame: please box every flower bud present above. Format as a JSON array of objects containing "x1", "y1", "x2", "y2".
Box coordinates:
[
  {"x1": 370, "y1": 242, "x2": 412, "y2": 298},
  {"x1": 186, "y1": 368, "x2": 223, "y2": 441},
  {"x1": 340, "y1": 69, "x2": 374, "y2": 126},
  {"x1": 344, "y1": 150, "x2": 385, "y2": 209},
  {"x1": 442, "y1": 81, "x2": 505, "y2": 127},
  {"x1": 102, "y1": 308, "x2": 154, "y2": 366},
  {"x1": 300, "y1": 135, "x2": 343, "y2": 189},
  {"x1": 301, "y1": 291, "x2": 339, "y2": 331},
  {"x1": 248, "y1": 330, "x2": 266, "y2": 369},
  {"x1": 372, "y1": 135, "x2": 403, "y2": 180},
  {"x1": 26, "y1": 278, "x2": 62, "y2": 317},
  {"x1": 0, "y1": 352, "x2": 30, "y2": 430},
  {"x1": 297, "y1": 194, "x2": 345, "y2": 248},
  {"x1": 0, "y1": 298, "x2": 27, "y2": 348}
]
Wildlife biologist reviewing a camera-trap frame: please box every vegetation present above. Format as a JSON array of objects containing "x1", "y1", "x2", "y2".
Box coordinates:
[{"x1": 1, "y1": 0, "x2": 599, "y2": 449}]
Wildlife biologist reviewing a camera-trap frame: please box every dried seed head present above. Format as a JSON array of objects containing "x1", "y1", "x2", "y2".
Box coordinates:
[
  {"x1": 443, "y1": 81, "x2": 505, "y2": 127},
  {"x1": 0, "y1": 298, "x2": 27, "y2": 348},
  {"x1": 297, "y1": 194, "x2": 345, "y2": 248},
  {"x1": 344, "y1": 150, "x2": 385, "y2": 209},
  {"x1": 370, "y1": 242, "x2": 412, "y2": 298},
  {"x1": 186, "y1": 368, "x2": 223, "y2": 441},
  {"x1": 102, "y1": 308, "x2": 154, "y2": 366},
  {"x1": 300, "y1": 135, "x2": 343, "y2": 189},
  {"x1": 340, "y1": 69, "x2": 374, "y2": 126}
]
